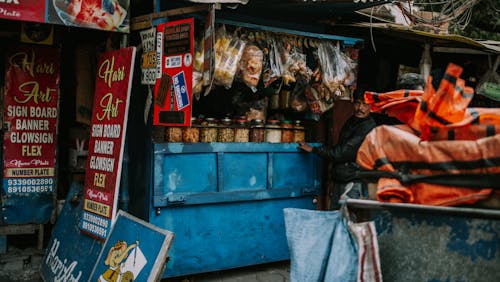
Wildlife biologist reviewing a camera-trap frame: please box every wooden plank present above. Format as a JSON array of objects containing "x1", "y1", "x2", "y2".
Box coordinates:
[
  {"x1": 131, "y1": 4, "x2": 209, "y2": 31},
  {"x1": 0, "y1": 224, "x2": 38, "y2": 235}
]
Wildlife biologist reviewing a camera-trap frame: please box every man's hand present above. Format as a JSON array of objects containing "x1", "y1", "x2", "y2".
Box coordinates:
[{"x1": 297, "y1": 142, "x2": 313, "y2": 153}]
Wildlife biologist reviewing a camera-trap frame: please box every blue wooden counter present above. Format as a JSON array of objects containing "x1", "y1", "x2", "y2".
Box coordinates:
[{"x1": 149, "y1": 142, "x2": 322, "y2": 278}]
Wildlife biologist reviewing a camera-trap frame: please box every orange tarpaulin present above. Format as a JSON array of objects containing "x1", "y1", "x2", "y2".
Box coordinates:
[
  {"x1": 359, "y1": 63, "x2": 500, "y2": 206},
  {"x1": 357, "y1": 125, "x2": 497, "y2": 206},
  {"x1": 364, "y1": 63, "x2": 500, "y2": 141}
]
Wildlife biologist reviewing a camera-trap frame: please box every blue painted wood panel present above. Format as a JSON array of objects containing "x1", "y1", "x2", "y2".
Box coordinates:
[
  {"x1": 372, "y1": 209, "x2": 500, "y2": 282},
  {"x1": 151, "y1": 142, "x2": 322, "y2": 278}
]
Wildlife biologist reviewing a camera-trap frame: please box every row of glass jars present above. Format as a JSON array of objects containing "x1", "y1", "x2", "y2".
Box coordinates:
[{"x1": 165, "y1": 117, "x2": 305, "y2": 143}]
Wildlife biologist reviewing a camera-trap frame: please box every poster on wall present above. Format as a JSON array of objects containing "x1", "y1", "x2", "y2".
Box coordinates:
[
  {"x1": 153, "y1": 18, "x2": 194, "y2": 127},
  {"x1": 80, "y1": 47, "x2": 136, "y2": 240},
  {"x1": 89, "y1": 210, "x2": 174, "y2": 282},
  {"x1": 3, "y1": 45, "x2": 60, "y2": 209},
  {"x1": 0, "y1": 0, "x2": 130, "y2": 33}
]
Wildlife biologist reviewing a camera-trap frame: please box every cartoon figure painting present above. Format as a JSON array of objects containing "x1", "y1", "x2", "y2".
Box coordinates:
[
  {"x1": 98, "y1": 240, "x2": 147, "y2": 282},
  {"x1": 89, "y1": 210, "x2": 174, "y2": 281}
]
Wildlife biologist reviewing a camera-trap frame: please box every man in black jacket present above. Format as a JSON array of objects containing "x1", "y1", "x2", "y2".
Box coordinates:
[{"x1": 298, "y1": 90, "x2": 376, "y2": 209}]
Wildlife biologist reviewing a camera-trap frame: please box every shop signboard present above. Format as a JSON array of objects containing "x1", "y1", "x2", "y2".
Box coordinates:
[
  {"x1": 80, "y1": 47, "x2": 136, "y2": 240},
  {"x1": 40, "y1": 183, "x2": 104, "y2": 282},
  {"x1": 2, "y1": 44, "x2": 60, "y2": 224},
  {"x1": 0, "y1": 0, "x2": 130, "y2": 33},
  {"x1": 153, "y1": 18, "x2": 194, "y2": 127},
  {"x1": 89, "y1": 210, "x2": 174, "y2": 282}
]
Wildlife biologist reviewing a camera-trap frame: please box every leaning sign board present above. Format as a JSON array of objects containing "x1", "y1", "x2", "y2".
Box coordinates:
[
  {"x1": 40, "y1": 182, "x2": 104, "y2": 281},
  {"x1": 80, "y1": 47, "x2": 136, "y2": 240},
  {"x1": 0, "y1": 0, "x2": 130, "y2": 33},
  {"x1": 89, "y1": 210, "x2": 174, "y2": 282}
]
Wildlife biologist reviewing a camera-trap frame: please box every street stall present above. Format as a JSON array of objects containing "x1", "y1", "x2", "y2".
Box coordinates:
[{"x1": 122, "y1": 1, "x2": 376, "y2": 278}]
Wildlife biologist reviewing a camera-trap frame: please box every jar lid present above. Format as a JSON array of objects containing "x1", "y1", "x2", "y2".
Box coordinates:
[
  {"x1": 281, "y1": 120, "x2": 292, "y2": 124},
  {"x1": 267, "y1": 119, "x2": 280, "y2": 125},
  {"x1": 205, "y1": 117, "x2": 216, "y2": 121},
  {"x1": 237, "y1": 119, "x2": 248, "y2": 125}
]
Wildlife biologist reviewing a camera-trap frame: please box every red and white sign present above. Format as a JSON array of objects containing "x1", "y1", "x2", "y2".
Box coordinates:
[
  {"x1": 0, "y1": 0, "x2": 46, "y2": 23},
  {"x1": 3, "y1": 45, "x2": 60, "y2": 195},
  {"x1": 153, "y1": 18, "x2": 194, "y2": 127},
  {"x1": 80, "y1": 47, "x2": 136, "y2": 240}
]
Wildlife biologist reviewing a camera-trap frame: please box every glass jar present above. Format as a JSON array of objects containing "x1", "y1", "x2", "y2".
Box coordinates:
[
  {"x1": 270, "y1": 90, "x2": 280, "y2": 110},
  {"x1": 152, "y1": 126, "x2": 165, "y2": 142},
  {"x1": 265, "y1": 119, "x2": 281, "y2": 143},
  {"x1": 166, "y1": 126, "x2": 182, "y2": 142},
  {"x1": 234, "y1": 119, "x2": 250, "y2": 142},
  {"x1": 293, "y1": 120, "x2": 305, "y2": 142},
  {"x1": 280, "y1": 120, "x2": 294, "y2": 143},
  {"x1": 182, "y1": 117, "x2": 200, "y2": 143},
  {"x1": 250, "y1": 119, "x2": 265, "y2": 142},
  {"x1": 280, "y1": 89, "x2": 291, "y2": 110},
  {"x1": 200, "y1": 118, "x2": 218, "y2": 142},
  {"x1": 217, "y1": 117, "x2": 234, "y2": 142}
]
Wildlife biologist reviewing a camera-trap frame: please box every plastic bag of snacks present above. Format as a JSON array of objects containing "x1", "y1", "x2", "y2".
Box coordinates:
[{"x1": 213, "y1": 25, "x2": 246, "y2": 89}]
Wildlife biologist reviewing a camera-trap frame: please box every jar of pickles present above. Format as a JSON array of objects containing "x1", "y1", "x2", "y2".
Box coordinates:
[
  {"x1": 166, "y1": 126, "x2": 183, "y2": 142},
  {"x1": 217, "y1": 117, "x2": 235, "y2": 142},
  {"x1": 234, "y1": 119, "x2": 250, "y2": 142},
  {"x1": 200, "y1": 117, "x2": 218, "y2": 142},
  {"x1": 250, "y1": 119, "x2": 265, "y2": 142},
  {"x1": 265, "y1": 119, "x2": 281, "y2": 143},
  {"x1": 182, "y1": 117, "x2": 200, "y2": 143},
  {"x1": 280, "y1": 120, "x2": 294, "y2": 143},
  {"x1": 293, "y1": 120, "x2": 305, "y2": 142}
]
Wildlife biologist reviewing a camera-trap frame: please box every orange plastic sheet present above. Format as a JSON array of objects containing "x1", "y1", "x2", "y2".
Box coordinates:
[
  {"x1": 357, "y1": 125, "x2": 498, "y2": 206},
  {"x1": 364, "y1": 63, "x2": 500, "y2": 141}
]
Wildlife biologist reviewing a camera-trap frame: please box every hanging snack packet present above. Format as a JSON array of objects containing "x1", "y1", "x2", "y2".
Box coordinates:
[
  {"x1": 238, "y1": 44, "x2": 264, "y2": 92},
  {"x1": 213, "y1": 25, "x2": 246, "y2": 89}
]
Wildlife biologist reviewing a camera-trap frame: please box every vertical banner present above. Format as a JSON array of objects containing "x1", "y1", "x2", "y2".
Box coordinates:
[
  {"x1": 153, "y1": 18, "x2": 194, "y2": 126},
  {"x1": 3, "y1": 45, "x2": 59, "y2": 206},
  {"x1": 80, "y1": 47, "x2": 136, "y2": 240}
]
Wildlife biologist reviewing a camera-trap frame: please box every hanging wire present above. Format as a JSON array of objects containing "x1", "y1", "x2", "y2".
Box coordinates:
[{"x1": 394, "y1": 0, "x2": 480, "y2": 30}]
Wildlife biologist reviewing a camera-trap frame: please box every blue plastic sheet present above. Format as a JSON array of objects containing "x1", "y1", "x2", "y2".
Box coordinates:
[{"x1": 284, "y1": 208, "x2": 358, "y2": 282}]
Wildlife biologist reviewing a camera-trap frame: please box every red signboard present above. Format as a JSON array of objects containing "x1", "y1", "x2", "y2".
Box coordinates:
[
  {"x1": 80, "y1": 47, "x2": 136, "y2": 240},
  {"x1": 153, "y1": 18, "x2": 194, "y2": 127},
  {"x1": 0, "y1": 0, "x2": 46, "y2": 23},
  {"x1": 3, "y1": 45, "x2": 60, "y2": 195}
]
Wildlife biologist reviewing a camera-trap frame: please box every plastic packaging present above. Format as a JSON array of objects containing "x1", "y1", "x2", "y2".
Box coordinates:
[{"x1": 293, "y1": 120, "x2": 305, "y2": 142}]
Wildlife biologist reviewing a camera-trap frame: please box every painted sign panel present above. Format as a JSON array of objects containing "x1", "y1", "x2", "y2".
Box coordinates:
[
  {"x1": 89, "y1": 210, "x2": 174, "y2": 282},
  {"x1": 40, "y1": 182, "x2": 104, "y2": 282},
  {"x1": 0, "y1": 0, "x2": 45, "y2": 23},
  {"x1": 140, "y1": 27, "x2": 157, "y2": 85},
  {"x1": 80, "y1": 47, "x2": 136, "y2": 240},
  {"x1": 3, "y1": 45, "x2": 59, "y2": 198},
  {"x1": 0, "y1": 0, "x2": 129, "y2": 33},
  {"x1": 48, "y1": 0, "x2": 130, "y2": 33},
  {"x1": 153, "y1": 18, "x2": 194, "y2": 126}
]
